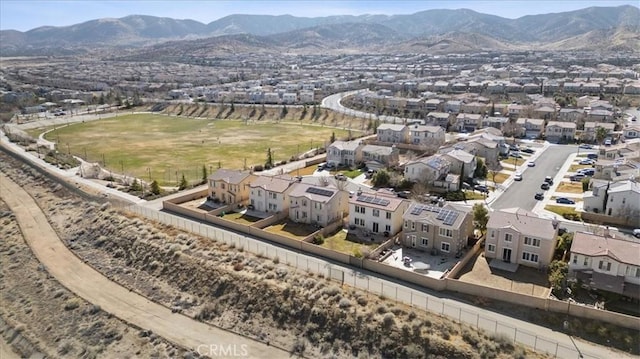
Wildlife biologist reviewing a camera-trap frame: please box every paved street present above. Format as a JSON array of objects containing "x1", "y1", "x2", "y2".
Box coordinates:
[{"x1": 491, "y1": 144, "x2": 578, "y2": 211}]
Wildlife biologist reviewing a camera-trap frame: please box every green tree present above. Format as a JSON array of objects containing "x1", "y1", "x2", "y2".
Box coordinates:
[
  {"x1": 150, "y1": 180, "x2": 161, "y2": 195},
  {"x1": 280, "y1": 105, "x2": 288, "y2": 119},
  {"x1": 371, "y1": 169, "x2": 390, "y2": 187},
  {"x1": 201, "y1": 164, "x2": 208, "y2": 183},
  {"x1": 581, "y1": 178, "x2": 590, "y2": 192},
  {"x1": 130, "y1": 178, "x2": 141, "y2": 192},
  {"x1": 330, "y1": 131, "x2": 336, "y2": 144},
  {"x1": 595, "y1": 126, "x2": 609, "y2": 145},
  {"x1": 265, "y1": 148, "x2": 274, "y2": 169},
  {"x1": 472, "y1": 203, "x2": 489, "y2": 235},
  {"x1": 178, "y1": 174, "x2": 188, "y2": 190},
  {"x1": 548, "y1": 260, "x2": 569, "y2": 295},
  {"x1": 474, "y1": 157, "x2": 488, "y2": 179},
  {"x1": 557, "y1": 232, "x2": 574, "y2": 253}
]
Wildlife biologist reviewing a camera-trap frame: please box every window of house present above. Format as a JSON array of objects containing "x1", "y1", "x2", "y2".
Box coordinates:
[
  {"x1": 487, "y1": 244, "x2": 495, "y2": 252},
  {"x1": 491, "y1": 231, "x2": 495, "y2": 238},
  {"x1": 302, "y1": 200, "x2": 307, "y2": 207},
  {"x1": 386, "y1": 212, "x2": 391, "y2": 219},
  {"x1": 421, "y1": 238, "x2": 428, "y2": 247},
  {"x1": 439, "y1": 228, "x2": 452, "y2": 238},
  {"x1": 258, "y1": 190, "x2": 261, "y2": 196},
  {"x1": 385, "y1": 225, "x2": 390, "y2": 232},
  {"x1": 598, "y1": 261, "x2": 611, "y2": 271},
  {"x1": 404, "y1": 220, "x2": 409, "y2": 228},
  {"x1": 421, "y1": 224, "x2": 429, "y2": 232},
  {"x1": 411, "y1": 221, "x2": 415, "y2": 230},
  {"x1": 573, "y1": 255, "x2": 578, "y2": 264},
  {"x1": 522, "y1": 252, "x2": 539, "y2": 263},
  {"x1": 524, "y1": 237, "x2": 540, "y2": 247},
  {"x1": 441, "y1": 242, "x2": 450, "y2": 252},
  {"x1": 302, "y1": 211, "x2": 307, "y2": 218},
  {"x1": 373, "y1": 209, "x2": 380, "y2": 217},
  {"x1": 504, "y1": 233, "x2": 512, "y2": 242},
  {"x1": 583, "y1": 257, "x2": 588, "y2": 266}
]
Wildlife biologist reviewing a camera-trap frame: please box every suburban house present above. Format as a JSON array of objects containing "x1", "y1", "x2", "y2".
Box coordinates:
[
  {"x1": 516, "y1": 118, "x2": 545, "y2": 139},
  {"x1": 558, "y1": 109, "x2": 583, "y2": 122},
  {"x1": 586, "y1": 109, "x2": 614, "y2": 122},
  {"x1": 376, "y1": 124, "x2": 409, "y2": 144},
  {"x1": 482, "y1": 116, "x2": 509, "y2": 131},
  {"x1": 408, "y1": 124, "x2": 446, "y2": 147},
  {"x1": 484, "y1": 208, "x2": 559, "y2": 269},
  {"x1": 582, "y1": 180, "x2": 640, "y2": 226},
  {"x1": 288, "y1": 183, "x2": 348, "y2": 227},
  {"x1": 568, "y1": 231, "x2": 640, "y2": 299},
  {"x1": 533, "y1": 105, "x2": 556, "y2": 120},
  {"x1": 597, "y1": 139, "x2": 640, "y2": 160},
  {"x1": 326, "y1": 140, "x2": 362, "y2": 167},
  {"x1": 440, "y1": 149, "x2": 476, "y2": 179},
  {"x1": 208, "y1": 169, "x2": 257, "y2": 205},
  {"x1": 455, "y1": 113, "x2": 482, "y2": 133},
  {"x1": 582, "y1": 122, "x2": 615, "y2": 142},
  {"x1": 249, "y1": 175, "x2": 296, "y2": 213},
  {"x1": 444, "y1": 100, "x2": 463, "y2": 113},
  {"x1": 404, "y1": 155, "x2": 451, "y2": 183},
  {"x1": 360, "y1": 144, "x2": 399, "y2": 170},
  {"x1": 545, "y1": 121, "x2": 576, "y2": 143},
  {"x1": 623, "y1": 125, "x2": 640, "y2": 140},
  {"x1": 459, "y1": 137, "x2": 500, "y2": 166},
  {"x1": 348, "y1": 190, "x2": 409, "y2": 237},
  {"x1": 401, "y1": 202, "x2": 473, "y2": 256},
  {"x1": 426, "y1": 112, "x2": 452, "y2": 128}
]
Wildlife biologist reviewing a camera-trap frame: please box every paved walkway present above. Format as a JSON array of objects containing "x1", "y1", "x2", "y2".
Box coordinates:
[{"x1": 0, "y1": 173, "x2": 288, "y2": 358}]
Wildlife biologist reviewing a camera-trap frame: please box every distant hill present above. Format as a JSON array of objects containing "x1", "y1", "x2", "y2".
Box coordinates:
[{"x1": 1, "y1": 5, "x2": 638, "y2": 56}]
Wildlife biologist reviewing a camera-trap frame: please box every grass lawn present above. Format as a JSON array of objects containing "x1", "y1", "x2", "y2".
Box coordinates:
[
  {"x1": 545, "y1": 205, "x2": 581, "y2": 218},
  {"x1": 264, "y1": 220, "x2": 317, "y2": 239},
  {"x1": 463, "y1": 191, "x2": 485, "y2": 200},
  {"x1": 44, "y1": 114, "x2": 356, "y2": 185},
  {"x1": 321, "y1": 229, "x2": 379, "y2": 256},
  {"x1": 491, "y1": 172, "x2": 511, "y2": 184},
  {"x1": 556, "y1": 182, "x2": 584, "y2": 194},
  {"x1": 221, "y1": 211, "x2": 261, "y2": 225},
  {"x1": 339, "y1": 168, "x2": 363, "y2": 179},
  {"x1": 288, "y1": 165, "x2": 317, "y2": 177}
]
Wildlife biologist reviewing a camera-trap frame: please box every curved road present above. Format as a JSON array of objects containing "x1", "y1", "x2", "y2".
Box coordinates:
[{"x1": 0, "y1": 173, "x2": 287, "y2": 359}]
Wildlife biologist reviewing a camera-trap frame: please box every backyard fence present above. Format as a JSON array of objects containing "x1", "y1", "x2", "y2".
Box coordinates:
[{"x1": 127, "y1": 204, "x2": 604, "y2": 359}]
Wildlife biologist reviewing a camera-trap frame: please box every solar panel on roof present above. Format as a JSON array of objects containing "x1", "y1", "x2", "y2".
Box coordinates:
[
  {"x1": 306, "y1": 187, "x2": 334, "y2": 197},
  {"x1": 442, "y1": 211, "x2": 459, "y2": 225}
]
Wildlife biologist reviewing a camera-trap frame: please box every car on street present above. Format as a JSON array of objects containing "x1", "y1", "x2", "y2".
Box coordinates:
[
  {"x1": 534, "y1": 192, "x2": 544, "y2": 200},
  {"x1": 318, "y1": 163, "x2": 326, "y2": 171},
  {"x1": 604, "y1": 139, "x2": 612, "y2": 146},
  {"x1": 579, "y1": 159, "x2": 595, "y2": 165},
  {"x1": 634, "y1": 229, "x2": 640, "y2": 238},
  {"x1": 514, "y1": 173, "x2": 523, "y2": 181},
  {"x1": 540, "y1": 182, "x2": 550, "y2": 190},
  {"x1": 578, "y1": 144, "x2": 593, "y2": 149},
  {"x1": 544, "y1": 176, "x2": 554, "y2": 185},
  {"x1": 587, "y1": 153, "x2": 598, "y2": 160},
  {"x1": 474, "y1": 185, "x2": 489, "y2": 193},
  {"x1": 509, "y1": 151, "x2": 523, "y2": 158},
  {"x1": 334, "y1": 173, "x2": 347, "y2": 181},
  {"x1": 577, "y1": 168, "x2": 595, "y2": 176},
  {"x1": 396, "y1": 190, "x2": 411, "y2": 199},
  {"x1": 527, "y1": 161, "x2": 535, "y2": 167},
  {"x1": 521, "y1": 147, "x2": 535, "y2": 154},
  {"x1": 556, "y1": 197, "x2": 576, "y2": 204},
  {"x1": 509, "y1": 144, "x2": 519, "y2": 151}
]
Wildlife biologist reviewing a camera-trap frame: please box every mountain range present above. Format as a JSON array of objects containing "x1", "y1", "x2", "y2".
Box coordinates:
[{"x1": 1, "y1": 5, "x2": 638, "y2": 56}]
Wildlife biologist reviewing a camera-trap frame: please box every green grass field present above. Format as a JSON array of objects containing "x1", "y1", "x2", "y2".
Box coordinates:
[{"x1": 44, "y1": 114, "x2": 355, "y2": 185}]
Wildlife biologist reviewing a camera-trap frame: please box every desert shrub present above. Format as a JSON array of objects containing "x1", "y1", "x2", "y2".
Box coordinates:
[
  {"x1": 272, "y1": 256, "x2": 279, "y2": 264},
  {"x1": 64, "y1": 298, "x2": 82, "y2": 310},
  {"x1": 322, "y1": 285, "x2": 340, "y2": 297},
  {"x1": 461, "y1": 328, "x2": 481, "y2": 346},
  {"x1": 291, "y1": 338, "x2": 307, "y2": 355},
  {"x1": 382, "y1": 312, "x2": 395, "y2": 329},
  {"x1": 233, "y1": 262, "x2": 244, "y2": 271},
  {"x1": 356, "y1": 296, "x2": 368, "y2": 306},
  {"x1": 338, "y1": 298, "x2": 352, "y2": 309},
  {"x1": 376, "y1": 304, "x2": 388, "y2": 314}
]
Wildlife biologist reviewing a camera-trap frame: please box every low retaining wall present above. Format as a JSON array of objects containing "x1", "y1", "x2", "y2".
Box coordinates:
[
  {"x1": 363, "y1": 259, "x2": 447, "y2": 291},
  {"x1": 447, "y1": 237, "x2": 484, "y2": 279},
  {"x1": 581, "y1": 211, "x2": 640, "y2": 227},
  {"x1": 165, "y1": 189, "x2": 208, "y2": 204}
]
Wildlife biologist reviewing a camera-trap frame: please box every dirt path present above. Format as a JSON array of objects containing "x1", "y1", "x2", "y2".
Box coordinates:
[
  {"x1": 0, "y1": 339, "x2": 20, "y2": 359},
  {"x1": 0, "y1": 173, "x2": 288, "y2": 359}
]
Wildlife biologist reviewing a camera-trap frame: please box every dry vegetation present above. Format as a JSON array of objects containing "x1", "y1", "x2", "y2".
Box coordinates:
[
  {"x1": 0, "y1": 199, "x2": 182, "y2": 358},
  {"x1": 0, "y1": 152, "x2": 544, "y2": 359}
]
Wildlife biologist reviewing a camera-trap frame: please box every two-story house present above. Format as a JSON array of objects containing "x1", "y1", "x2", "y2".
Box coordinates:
[
  {"x1": 454, "y1": 113, "x2": 482, "y2": 133},
  {"x1": 408, "y1": 124, "x2": 446, "y2": 147},
  {"x1": 359, "y1": 144, "x2": 399, "y2": 170},
  {"x1": 515, "y1": 118, "x2": 545, "y2": 139},
  {"x1": 208, "y1": 169, "x2": 256, "y2": 205},
  {"x1": 376, "y1": 124, "x2": 409, "y2": 144},
  {"x1": 484, "y1": 208, "x2": 558, "y2": 269},
  {"x1": 441, "y1": 149, "x2": 476, "y2": 179},
  {"x1": 545, "y1": 121, "x2": 576, "y2": 143},
  {"x1": 326, "y1": 140, "x2": 362, "y2": 167},
  {"x1": 582, "y1": 122, "x2": 615, "y2": 142},
  {"x1": 402, "y1": 202, "x2": 473, "y2": 256},
  {"x1": 288, "y1": 183, "x2": 348, "y2": 227},
  {"x1": 404, "y1": 155, "x2": 451, "y2": 183},
  {"x1": 349, "y1": 190, "x2": 409, "y2": 237},
  {"x1": 583, "y1": 180, "x2": 640, "y2": 226},
  {"x1": 569, "y1": 231, "x2": 640, "y2": 299},
  {"x1": 249, "y1": 175, "x2": 296, "y2": 213}
]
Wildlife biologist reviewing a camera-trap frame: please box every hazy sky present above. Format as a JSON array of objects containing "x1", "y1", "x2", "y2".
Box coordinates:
[{"x1": 1, "y1": 0, "x2": 637, "y2": 31}]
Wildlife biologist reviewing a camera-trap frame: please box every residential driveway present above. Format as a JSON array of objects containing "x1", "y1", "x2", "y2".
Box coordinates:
[{"x1": 0, "y1": 173, "x2": 287, "y2": 358}]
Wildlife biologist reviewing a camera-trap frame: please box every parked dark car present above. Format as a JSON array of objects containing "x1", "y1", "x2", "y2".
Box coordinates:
[
  {"x1": 587, "y1": 153, "x2": 598, "y2": 160},
  {"x1": 544, "y1": 176, "x2": 554, "y2": 184},
  {"x1": 521, "y1": 147, "x2": 535, "y2": 154},
  {"x1": 540, "y1": 182, "x2": 550, "y2": 190},
  {"x1": 556, "y1": 197, "x2": 575, "y2": 204},
  {"x1": 396, "y1": 190, "x2": 411, "y2": 199},
  {"x1": 534, "y1": 192, "x2": 544, "y2": 200},
  {"x1": 474, "y1": 185, "x2": 489, "y2": 193},
  {"x1": 570, "y1": 173, "x2": 586, "y2": 182}
]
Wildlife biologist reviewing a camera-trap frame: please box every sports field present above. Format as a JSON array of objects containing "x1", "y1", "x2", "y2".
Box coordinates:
[{"x1": 44, "y1": 114, "x2": 355, "y2": 185}]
